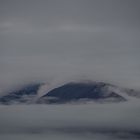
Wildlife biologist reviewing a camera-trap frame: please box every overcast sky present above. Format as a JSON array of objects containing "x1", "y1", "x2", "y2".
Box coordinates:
[{"x1": 0, "y1": 0, "x2": 140, "y2": 92}]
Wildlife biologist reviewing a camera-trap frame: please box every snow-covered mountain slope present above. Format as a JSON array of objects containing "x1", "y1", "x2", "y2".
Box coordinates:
[
  {"x1": 0, "y1": 81, "x2": 139, "y2": 105},
  {"x1": 0, "y1": 83, "x2": 43, "y2": 105}
]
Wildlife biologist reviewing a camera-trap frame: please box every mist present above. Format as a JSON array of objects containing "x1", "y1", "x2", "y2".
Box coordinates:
[
  {"x1": 0, "y1": 1, "x2": 140, "y2": 139},
  {"x1": 0, "y1": 0, "x2": 140, "y2": 93},
  {"x1": 0, "y1": 100, "x2": 140, "y2": 140}
]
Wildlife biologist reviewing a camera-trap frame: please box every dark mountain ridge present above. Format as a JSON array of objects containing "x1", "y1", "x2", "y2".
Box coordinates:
[
  {"x1": 37, "y1": 82, "x2": 126, "y2": 104},
  {"x1": 0, "y1": 81, "x2": 139, "y2": 105},
  {"x1": 0, "y1": 83, "x2": 42, "y2": 105}
]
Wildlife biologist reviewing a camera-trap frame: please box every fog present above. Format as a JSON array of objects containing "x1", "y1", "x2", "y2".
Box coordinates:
[
  {"x1": 0, "y1": 1, "x2": 140, "y2": 139},
  {"x1": 0, "y1": 100, "x2": 140, "y2": 140},
  {"x1": 0, "y1": 0, "x2": 140, "y2": 93}
]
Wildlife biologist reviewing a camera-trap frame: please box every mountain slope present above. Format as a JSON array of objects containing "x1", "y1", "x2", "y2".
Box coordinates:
[
  {"x1": 0, "y1": 81, "x2": 139, "y2": 105},
  {"x1": 37, "y1": 82, "x2": 127, "y2": 104},
  {"x1": 0, "y1": 83, "x2": 42, "y2": 105}
]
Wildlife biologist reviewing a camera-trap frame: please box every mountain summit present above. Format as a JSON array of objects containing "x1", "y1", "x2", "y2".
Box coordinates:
[
  {"x1": 0, "y1": 81, "x2": 139, "y2": 105},
  {"x1": 37, "y1": 82, "x2": 126, "y2": 104}
]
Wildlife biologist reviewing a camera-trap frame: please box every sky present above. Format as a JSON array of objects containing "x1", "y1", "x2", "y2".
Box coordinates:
[{"x1": 0, "y1": 0, "x2": 140, "y2": 92}]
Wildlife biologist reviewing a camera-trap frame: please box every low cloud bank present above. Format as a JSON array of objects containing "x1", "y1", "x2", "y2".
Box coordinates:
[{"x1": 0, "y1": 101, "x2": 140, "y2": 140}]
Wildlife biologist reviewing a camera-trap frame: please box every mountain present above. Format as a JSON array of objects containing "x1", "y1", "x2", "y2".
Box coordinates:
[
  {"x1": 37, "y1": 82, "x2": 127, "y2": 104},
  {"x1": 0, "y1": 83, "x2": 42, "y2": 105},
  {"x1": 0, "y1": 81, "x2": 139, "y2": 105}
]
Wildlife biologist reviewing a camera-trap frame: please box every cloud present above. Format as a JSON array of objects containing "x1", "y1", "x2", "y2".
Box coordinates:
[
  {"x1": 0, "y1": 101, "x2": 140, "y2": 140},
  {"x1": 0, "y1": 0, "x2": 140, "y2": 93},
  {"x1": 0, "y1": 1, "x2": 140, "y2": 140}
]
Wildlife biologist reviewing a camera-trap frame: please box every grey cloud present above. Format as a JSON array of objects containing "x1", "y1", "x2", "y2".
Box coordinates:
[
  {"x1": 0, "y1": 0, "x2": 140, "y2": 92},
  {"x1": 0, "y1": 101, "x2": 140, "y2": 140}
]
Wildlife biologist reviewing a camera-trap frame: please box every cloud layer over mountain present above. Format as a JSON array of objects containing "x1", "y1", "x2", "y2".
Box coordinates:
[{"x1": 0, "y1": 0, "x2": 140, "y2": 93}]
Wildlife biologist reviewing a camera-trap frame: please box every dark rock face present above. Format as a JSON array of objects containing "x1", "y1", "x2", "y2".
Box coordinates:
[
  {"x1": 1, "y1": 81, "x2": 138, "y2": 105},
  {"x1": 0, "y1": 84, "x2": 42, "y2": 105},
  {"x1": 38, "y1": 82, "x2": 126, "y2": 104}
]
